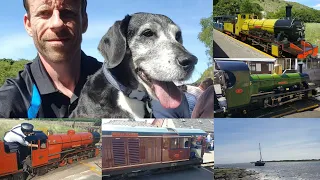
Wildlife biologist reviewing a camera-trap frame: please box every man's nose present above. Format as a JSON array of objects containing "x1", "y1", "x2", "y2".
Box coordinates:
[{"x1": 49, "y1": 9, "x2": 64, "y2": 31}]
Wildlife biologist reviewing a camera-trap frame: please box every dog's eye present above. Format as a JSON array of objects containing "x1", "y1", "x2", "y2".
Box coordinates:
[
  {"x1": 142, "y1": 29, "x2": 154, "y2": 37},
  {"x1": 175, "y1": 31, "x2": 182, "y2": 41}
]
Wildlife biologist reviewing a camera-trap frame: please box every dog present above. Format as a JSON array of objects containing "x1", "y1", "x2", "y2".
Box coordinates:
[{"x1": 69, "y1": 12, "x2": 198, "y2": 118}]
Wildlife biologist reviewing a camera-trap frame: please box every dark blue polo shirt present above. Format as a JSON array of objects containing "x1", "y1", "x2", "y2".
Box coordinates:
[
  {"x1": 0, "y1": 51, "x2": 102, "y2": 118},
  {"x1": 151, "y1": 92, "x2": 191, "y2": 118}
]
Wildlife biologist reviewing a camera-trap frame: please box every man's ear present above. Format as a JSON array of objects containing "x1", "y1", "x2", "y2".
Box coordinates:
[
  {"x1": 24, "y1": 13, "x2": 33, "y2": 37},
  {"x1": 82, "y1": 13, "x2": 88, "y2": 33}
]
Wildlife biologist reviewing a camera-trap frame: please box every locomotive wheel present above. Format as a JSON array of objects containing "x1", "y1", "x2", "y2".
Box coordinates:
[
  {"x1": 37, "y1": 166, "x2": 48, "y2": 176},
  {"x1": 68, "y1": 158, "x2": 73, "y2": 164},
  {"x1": 59, "y1": 160, "x2": 67, "y2": 167},
  {"x1": 12, "y1": 172, "x2": 25, "y2": 180},
  {"x1": 0, "y1": 175, "x2": 12, "y2": 180}
]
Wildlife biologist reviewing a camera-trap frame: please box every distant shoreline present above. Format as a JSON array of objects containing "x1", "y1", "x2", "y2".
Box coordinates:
[{"x1": 250, "y1": 159, "x2": 320, "y2": 163}]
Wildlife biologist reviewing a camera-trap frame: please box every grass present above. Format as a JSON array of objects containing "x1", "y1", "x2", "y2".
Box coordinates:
[
  {"x1": 305, "y1": 23, "x2": 320, "y2": 49},
  {"x1": 0, "y1": 120, "x2": 87, "y2": 140}
]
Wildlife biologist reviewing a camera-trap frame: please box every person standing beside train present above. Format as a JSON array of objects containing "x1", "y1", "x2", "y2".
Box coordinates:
[
  {"x1": 186, "y1": 78, "x2": 213, "y2": 100},
  {"x1": 192, "y1": 85, "x2": 214, "y2": 118}
]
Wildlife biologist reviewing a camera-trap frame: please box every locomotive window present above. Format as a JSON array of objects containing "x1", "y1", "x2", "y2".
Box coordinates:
[
  {"x1": 180, "y1": 138, "x2": 189, "y2": 148},
  {"x1": 170, "y1": 138, "x2": 178, "y2": 149},
  {"x1": 224, "y1": 71, "x2": 236, "y2": 88},
  {"x1": 241, "y1": 15, "x2": 246, "y2": 19},
  {"x1": 163, "y1": 138, "x2": 170, "y2": 149},
  {"x1": 40, "y1": 139, "x2": 46, "y2": 149},
  {"x1": 31, "y1": 140, "x2": 38, "y2": 150}
]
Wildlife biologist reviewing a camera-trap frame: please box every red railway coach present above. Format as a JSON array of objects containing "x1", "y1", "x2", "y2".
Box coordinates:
[
  {"x1": 0, "y1": 130, "x2": 100, "y2": 180},
  {"x1": 102, "y1": 125, "x2": 207, "y2": 179}
]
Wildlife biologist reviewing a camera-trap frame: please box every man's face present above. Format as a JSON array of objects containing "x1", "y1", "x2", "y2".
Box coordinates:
[
  {"x1": 24, "y1": 132, "x2": 32, "y2": 136},
  {"x1": 24, "y1": 0, "x2": 88, "y2": 63}
]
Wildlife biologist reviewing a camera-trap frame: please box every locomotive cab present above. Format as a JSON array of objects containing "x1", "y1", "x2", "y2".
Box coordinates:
[
  {"x1": 214, "y1": 60, "x2": 252, "y2": 115},
  {"x1": 25, "y1": 131, "x2": 49, "y2": 170}
]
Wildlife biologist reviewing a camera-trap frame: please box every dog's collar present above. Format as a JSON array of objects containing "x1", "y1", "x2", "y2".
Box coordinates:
[{"x1": 102, "y1": 63, "x2": 153, "y2": 118}]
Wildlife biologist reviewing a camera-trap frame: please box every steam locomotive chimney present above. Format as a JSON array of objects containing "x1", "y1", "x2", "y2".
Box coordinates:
[{"x1": 286, "y1": 5, "x2": 292, "y2": 19}]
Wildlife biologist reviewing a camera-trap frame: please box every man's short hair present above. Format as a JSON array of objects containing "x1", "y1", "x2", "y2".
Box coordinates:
[
  {"x1": 201, "y1": 78, "x2": 213, "y2": 90},
  {"x1": 23, "y1": 0, "x2": 87, "y2": 16}
]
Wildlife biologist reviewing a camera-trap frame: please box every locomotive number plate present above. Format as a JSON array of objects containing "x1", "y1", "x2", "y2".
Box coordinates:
[
  {"x1": 235, "y1": 89, "x2": 243, "y2": 94},
  {"x1": 171, "y1": 163, "x2": 177, "y2": 166}
]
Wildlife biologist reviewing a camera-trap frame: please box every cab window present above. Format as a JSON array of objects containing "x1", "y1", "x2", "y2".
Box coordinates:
[
  {"x1": 170, "y1": 138, "x2": 178, "y2": 149},
  {"x1": 40, "y1": 139, "x2": 47, "y2": 149}
]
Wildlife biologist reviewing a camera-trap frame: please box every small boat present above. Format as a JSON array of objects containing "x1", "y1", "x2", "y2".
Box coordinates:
[{"x1": 255, "y1": 143, "x2": 265, "y2": 166}]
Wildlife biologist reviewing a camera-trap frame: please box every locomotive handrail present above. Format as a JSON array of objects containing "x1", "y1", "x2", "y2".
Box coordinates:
[{"x1": 251, "y1": 87, "x2": 317, "y2": 99}]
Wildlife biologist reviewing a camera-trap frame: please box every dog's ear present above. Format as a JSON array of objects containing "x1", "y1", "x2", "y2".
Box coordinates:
[{"x1": 98, "y1": 15, "x2": 131, "y2": 68}]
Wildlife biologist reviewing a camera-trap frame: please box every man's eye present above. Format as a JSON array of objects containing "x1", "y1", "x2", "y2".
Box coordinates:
[
  {"x1": 38, "y1": 10, "x2": 52, "y2": 18},
  {"x1": 60, "y1": 10, "x2": 77, "y2": 18}
]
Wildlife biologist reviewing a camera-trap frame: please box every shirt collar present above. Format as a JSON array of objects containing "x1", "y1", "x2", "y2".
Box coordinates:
[{"x1": 30, "y1": 51, "x2": 92, "y2": 97}]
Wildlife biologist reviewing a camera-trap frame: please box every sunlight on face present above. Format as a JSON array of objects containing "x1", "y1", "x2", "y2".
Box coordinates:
[{"x1": 24, "y1": 0, "x2": 87, "y2": 63}]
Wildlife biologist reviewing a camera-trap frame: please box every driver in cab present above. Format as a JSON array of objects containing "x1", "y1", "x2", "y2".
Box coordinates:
[{"x1": 4, "y1": 123, "x2": 38, "y2": 168}]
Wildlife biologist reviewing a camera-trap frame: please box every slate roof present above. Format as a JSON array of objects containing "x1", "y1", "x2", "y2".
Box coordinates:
[
  {"x1": 102, "y1": 119, "x2": 154, "y2": 127},
  {"x1": 171, "y1": 119, "x2": 214, "y2": 133}
]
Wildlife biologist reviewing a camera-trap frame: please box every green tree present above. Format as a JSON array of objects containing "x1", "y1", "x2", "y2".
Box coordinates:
[
  {"x1": 198, "y1": 12, "x2": 213, "y2": 61},
  {"x1": 240, "y1": 0, "x2": 263, "y2": 16},
  {"x1": 196, "y1": 66, "x2": 214, "y2": 84},
  {"x1": 0, "y1": 59, "x2": 31, "y2": 86},
  {"x1": 213, "y1": 0, "x2": 241, "y2": 16}
]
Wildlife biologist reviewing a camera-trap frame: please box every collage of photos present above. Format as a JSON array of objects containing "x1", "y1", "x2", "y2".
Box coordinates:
[
  {"x1": 0, "y1": 0, "x2": 214, "y2": 180},
  {"x1": 214, "y1": 0, "x2": 320, "y2": 179}
]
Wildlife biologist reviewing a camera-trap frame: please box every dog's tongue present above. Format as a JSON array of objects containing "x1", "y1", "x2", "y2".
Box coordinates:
[{"x1": 152, "y1": 80, "x2": 182, "y2": 109}]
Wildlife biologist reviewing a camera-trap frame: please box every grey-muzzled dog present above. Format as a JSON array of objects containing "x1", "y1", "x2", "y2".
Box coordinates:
[{"x1": 69, "y1": 12, "x2": 198, "y2": 118}]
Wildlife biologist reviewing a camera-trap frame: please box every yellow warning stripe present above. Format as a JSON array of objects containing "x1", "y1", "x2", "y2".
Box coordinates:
[
  {"x1": 296, "y1": 104, "x2": 319, "y2": 112},
  {"x1": 80, "y1": 162, "x2": 102, "y2": 175}
]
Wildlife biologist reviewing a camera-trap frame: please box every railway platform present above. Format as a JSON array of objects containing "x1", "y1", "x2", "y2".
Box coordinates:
[
  {"x1": 29, "y1": 156, "x2": 101, "y2": 180},
  {"x1": 213, "y1": 29, "x2": 273, "y2": 58}
]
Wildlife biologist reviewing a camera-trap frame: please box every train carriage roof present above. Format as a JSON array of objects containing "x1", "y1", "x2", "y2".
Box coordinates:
[
  {"x1": 173, "y1": 128, "x2": 207, "y2": 136},
  {"x1": 102, "y1": 125, "x2": 206, "y2": 136}
]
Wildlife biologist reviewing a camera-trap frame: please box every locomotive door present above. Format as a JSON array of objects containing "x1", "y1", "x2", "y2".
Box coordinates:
[{"x1": 31, "y1": 139, "x2": 49, "y2": 167}]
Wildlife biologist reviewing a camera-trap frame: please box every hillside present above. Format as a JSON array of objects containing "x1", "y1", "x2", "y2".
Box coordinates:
[
  {"x1": 214, "y1": 0, "x2": 320, "y2": 22},
  {"x1": 0, "y1": 59, "x2": 31, "y2": 85},
  {"x1": 250, "y1": 0, "x2": 314, "y2": 14}
]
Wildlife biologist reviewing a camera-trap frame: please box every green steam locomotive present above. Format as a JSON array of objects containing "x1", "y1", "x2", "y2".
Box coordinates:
[{"x1": 214, "y1": 60, "x2": 317, "y2": 117}]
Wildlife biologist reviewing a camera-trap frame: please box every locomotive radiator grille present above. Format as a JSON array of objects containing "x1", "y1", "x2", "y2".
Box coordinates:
[
  {"x1": 128, "y1": 138, "x2": 140, "y2": 165},
  {"x1": 112, "y1": 139, "x2": 126, "y2": 166}
]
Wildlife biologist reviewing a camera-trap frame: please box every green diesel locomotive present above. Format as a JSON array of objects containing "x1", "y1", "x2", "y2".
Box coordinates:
[{"x1": 214, "y1": 60, "x2": 317, "y2": 117}]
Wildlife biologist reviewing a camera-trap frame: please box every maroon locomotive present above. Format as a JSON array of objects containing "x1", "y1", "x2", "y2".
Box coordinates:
[{"x1": 102, "y1": 125, "x2": 207, "y2": 179}]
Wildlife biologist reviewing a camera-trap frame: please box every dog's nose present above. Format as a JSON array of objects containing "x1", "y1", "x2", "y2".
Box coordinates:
[{"x1": 177, "y1": 55, "x2": 198, "y2": 70}]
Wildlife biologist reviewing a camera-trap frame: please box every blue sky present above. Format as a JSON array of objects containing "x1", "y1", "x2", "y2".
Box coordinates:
[
  {"x1": 0, "y1": 0, "x2": 212, "y2": 83},
  {"x1": 286, "y1": 0, "x2": 320, "y2": 9},
  {"x1": 215, "y1": 118, "x2": 320, "y2": 164}
]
